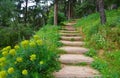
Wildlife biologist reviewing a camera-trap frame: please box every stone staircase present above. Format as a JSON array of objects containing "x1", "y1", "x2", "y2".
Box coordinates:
[{"x1": 54, "y1": 23, "x2": 100, "y2": 78}]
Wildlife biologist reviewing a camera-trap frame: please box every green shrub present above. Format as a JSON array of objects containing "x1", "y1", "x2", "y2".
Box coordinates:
[
  {"x1": 0, "y1": 35, "x2": 60, "y2": 78},
  {"x1": 104, "y1": 50, "x2": 120, "y2": 77},
  {"x1": 90, "y1": 33, "x2": 107, "y2": 49},
  {"x1": 0, "y1": 24, "x2": 33, "y2": 48},
  {"x1": 85, "y1": 48, "x2": 97, "y2": 57},
  {"x1": 91, "y1": 57, "x2": 108, "y2": 71},
  {"x1": 47, "y1": 11, "x2": 66, "y2": 25}
]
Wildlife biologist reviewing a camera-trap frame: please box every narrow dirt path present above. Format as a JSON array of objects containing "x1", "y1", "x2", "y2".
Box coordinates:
[{"x1": 54, "y1": 22, "x2": 100, "y2": 78}]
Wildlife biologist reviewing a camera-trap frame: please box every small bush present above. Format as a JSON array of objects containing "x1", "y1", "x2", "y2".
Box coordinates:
[
  {"x1": 0, "y1": 35, "x2": 60, "y2": 78},
  {"x1": 91, "y1": 57, "x2": 108, "y2": 71},
  {"x1": 47, "y1": 11, "x2": 66, "y2": 25},
  {"x1": 85, "y1": 48, "x2": 97, "y2": 57},
  {"x1": 0, "y1": 24, "x2": 33, "y2": 47}
]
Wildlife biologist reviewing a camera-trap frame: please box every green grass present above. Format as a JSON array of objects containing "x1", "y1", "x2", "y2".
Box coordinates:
[
  {"x1": 36, "y1": 25, "x2": 62, "y2": 51},
  {"x1": 75, "y1": 62, "x2": 88, "y2": 66},
  {"x1": 75, "y1": 9, "x2": 120, "y2": 50},
  {"x1": 66, "y1": 62, "x2": 88, "y2": 66},
  {"x1": 85, "y1": 48, "x2": 97, "y2": 57},
  {"x1": 75, "y1": 8, "x2": 120, "y2": 77}
]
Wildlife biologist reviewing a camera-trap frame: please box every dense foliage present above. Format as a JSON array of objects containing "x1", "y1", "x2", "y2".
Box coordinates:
[
  {"x1": 47, "y1": 11, "x2": 66, "y2": 25},
  {"x1": 0, "y1": 25, "x2": 61, "y2": 78},
  {"x1": 0, "y1": 24, "x2": 33, "y2": 47}
]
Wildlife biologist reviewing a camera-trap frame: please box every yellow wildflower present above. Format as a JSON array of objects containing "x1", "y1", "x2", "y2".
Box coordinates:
[
  {"x1": 16, "y1": 57, "x2": 23, "y2": 62},
  {"x1": 29, "y1": 41, "x2": 36, "y2": 47},
  {"x1": 0, "y1": 70, "x2": 7, "y2": 78},
  {"x1": 8, "y1": 67, "x2": 14, "y2": 74},
  {"x1": 39, "y1": 61, "x2": 44, "y2": 65},
  {"x1": 2, "y1": 46, "x2": 11, "y2": 52},
  {"x1": 0, "y1": 57, "x2": 6, "y2": 67},
  {"x1": 1, "y1": 48, "x2": 6, "y2": 52},
  {"x1": 36, "y1": 40, "x2": 42, "y2": 45},
  {"x1": 30, "y1": 54, "x2": 36, "y2": 61},
  {"x1": 33, "y1": 35, "x2": 40, "y2": 40},
  {"x1": 2, "y1": 51, "x2": 8, "y2": 56},
  {"x1": 21, "y1": 40, "x2": 29, "y2": 47},
  {"x1": 14, "y1": 61, "x2": 17, "y2": 64},
  {"x1": 0, "y1": 57, "x2": 6, "y2": 63},
  {"x1": 6, "y1": 46, "x2": 11, "y2": 50},
  {"x1": 9, "y1": 49, "x2": 16, "y2": 56},
  {"x1": 14, "y1": 45, "x2": 20, "y2": 50},
  {"x1": 22, "y1": 69, "x2": 28, "y2": 75}
]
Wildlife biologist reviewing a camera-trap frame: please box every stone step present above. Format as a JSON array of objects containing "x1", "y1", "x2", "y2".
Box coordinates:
[
  {"x1": 60, "y1": 33, "x2": 80, "y2": 36},
  {"x1": 61, "y1": 27, "x2": 76, "y2": 31},
  {"x1": 54, "y1": 65, "x2": 100, "y2": 78},
  {"x1": 59, "y1": 54, "x2": 94, "y2": 64},
  {"x1": 65, "y1": 23, "x2": 76, "y2": 26},
  {"x1": 61, "y1": 36, "x2": 82, "y2": 41},
  {"x1": 60, "y1": 40, "x2": 84, "y2": 46},
  {"x1": 59, "y1": 46, "x2": 89, "y2": 54},
  {"x1": 59, "y1": 30, "x2": 78, "y2": 33}
]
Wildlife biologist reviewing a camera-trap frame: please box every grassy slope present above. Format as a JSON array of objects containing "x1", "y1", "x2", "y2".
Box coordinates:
[
  {"x1": 76, "y1": 9, "x2": 120, "y2": 78},
  {"x1": 36, "y1": 25, "x2": 61, "y2": 51}
]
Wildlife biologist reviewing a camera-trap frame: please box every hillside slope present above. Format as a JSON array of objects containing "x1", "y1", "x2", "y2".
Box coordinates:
[{"x1": 76, "y1": 9, "x2": 120, "y2": 78}]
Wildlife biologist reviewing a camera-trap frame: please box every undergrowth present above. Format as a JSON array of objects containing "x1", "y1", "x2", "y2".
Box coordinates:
[{"x1": 0, "y1": 25, "x2": 61, "y2": 78}]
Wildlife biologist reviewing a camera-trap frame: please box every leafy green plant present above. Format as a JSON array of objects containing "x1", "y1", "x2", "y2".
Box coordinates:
[
  {"x1": 0, "y1": 35, "x2": 60, "y2": 78},
  {"x1": 91, "y1": 57, "x2": 108, "y2": 71},
  {"x1": 85, "y1": 48, "x2": 97, "y2": 57}
]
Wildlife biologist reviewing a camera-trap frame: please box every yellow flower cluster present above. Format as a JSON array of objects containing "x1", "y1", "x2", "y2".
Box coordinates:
[
  {"x1": 0, "y1": 55, "x2": 6, "y2": 66},
  {"x1": 16, "y1": 57, "x2": 23, "y2": 62},
  {"x1": 0, "y1": 70, "x2": 7, "y2": 78},
  {"x1": 21, "y1": 40, "x2": 29, "y2": 47},
  {"x1": 29, "y1": 41, "x2": 36, "y2": 47},
  {"x1": 0, "y1": 35, "x2": 45, "y2": 77},
  {"x1": 2, "y1": 51, "x2": 8, "y2": 56},
  {"x1": 9, "y1": 49, "x2": 16, "y2": 56},
  {"x1": 33, "y1": 35, "x2": 40, "y2": 40},
  {"x1": 2, "y1": 46, "x2": 11, "y2": 52},
  {"x1": 22, "y1": 69, "x2": 28, "y2": 75},
  {"x1": 8, "y1": 67, "x2": 14, "y2": 74},
  {"x1": 30, "y1": 54, "x2": 36, "y2": 61},
  {"x1": 0, "y1": 57, "x2": 6, "y2": 62},
  {"x1": 36, "y1": 40, "x2": 42, "y2": 45},
  {"x1": 14, "y1": 45, "x2": 20, "y2": 50},
  {"x1": 0, "y1": 57, "x2": 6, "y2": 67},
  {"x1": 39, "y1": 61, "x2": 44, "y2": 65}
]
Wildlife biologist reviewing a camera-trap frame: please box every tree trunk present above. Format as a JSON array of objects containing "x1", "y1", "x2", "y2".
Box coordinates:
[
  {"x1": 54, "y1": 0, "x2": 58, "y2": 25},
  {"x1": 98, "y1": 0, "x2": 106, "y2": 24},
  {"x1": 25, "y1": 0, "x2": 28, "y2": 26},
  {"x1": 68, "y1": 0, "x2": 71, "y2": 20}
]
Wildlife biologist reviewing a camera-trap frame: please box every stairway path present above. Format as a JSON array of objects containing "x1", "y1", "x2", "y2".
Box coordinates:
[{"x1": 54, "y1": 23, "x2": 100, "y2": 78}]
